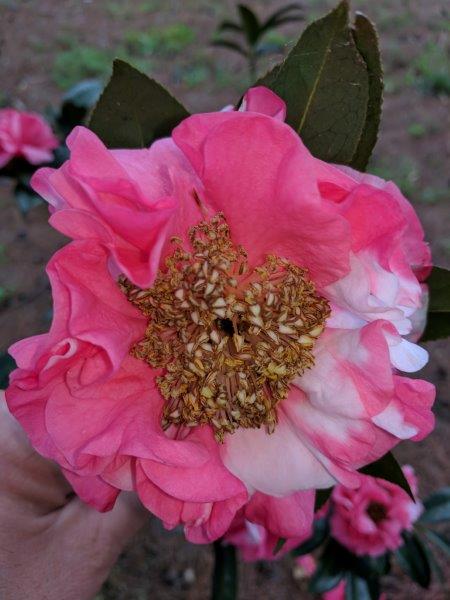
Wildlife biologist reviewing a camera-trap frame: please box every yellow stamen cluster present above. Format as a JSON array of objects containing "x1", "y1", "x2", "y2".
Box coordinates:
[{"x1": 120, "y1": 213, "x2": 330, "y2": 442}]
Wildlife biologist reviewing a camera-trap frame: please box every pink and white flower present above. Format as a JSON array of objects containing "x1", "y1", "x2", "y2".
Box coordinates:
[
  {"x1": 6, "y1": 87, "x2": 435, "y2": 542},
  {"x1": 0, "y1": 108, "x2": 58, "y2": 168},
  {"x1": 330, "y1": 465, "x2": 422, "y2": 556}
]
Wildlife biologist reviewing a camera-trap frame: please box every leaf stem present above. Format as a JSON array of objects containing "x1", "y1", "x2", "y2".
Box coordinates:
[{"x1": 211, "y1": 540, "x2": 238, "y2": 600}]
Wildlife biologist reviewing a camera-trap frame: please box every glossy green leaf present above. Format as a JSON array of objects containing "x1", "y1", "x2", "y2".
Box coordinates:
[
  {"x1": 212, "y1": 541, "x2": 237, "y2": 600},
  {"x1": 359, "y1": 452, "x2": 414, "y2": 500},
  {"x1": 0, "y1": 353, "x2": 16, "y2": 388},
  {"x1": 424, "y1": 529, "x2": 450, "y2": 558},
  {"x1": 292, "y1": 518, "x2": 329, "y2": 556},
  {"x1": 89, "y1": 59, "x2": 190, "y2": 149},
  {"x1": 258, "y1": 1, "x2": 369, "y2": 165},
  {"x1": 218, "y1": 20, "x2": 243, "y2": 34},
  {"x1": 63, "y1": 79, "x2": 102, "y2": 109},
  {"x1": 395, "y1": 531, "x2": 431, "y2": 589},
  {"x1": 350, "y1": 13, "x2": 383, "y2": 170},
  {"x1": 308, "y1": 540, "x2": 345, "y2": 594},
  {"x1": 421, "y1": 532, "x2": 445, "y2": 583},
  {"x1": 57, "y1": 79, "x2": 102, "y2": 135},
  {"x1": 422, "y1": 267, "x2": 450, "y2": 341},
  {"x1": 273, "y1": 537, "x2": 286, "y2": 555},
  {"x1": 421, "y1": 487, "x2": 450, "y2": 523},
  {"x1": 315, "y1": 487, "x2": 333, "y2": 512},
  {"x1": 260, "y1": 3, "x2": 304, "y2": 34},
  {"x1": 212, "y1": 40, "x2": 248, "y2": 57},
  {"x1": 345, "y1": 572, "x2": 378, "y2": 600}
]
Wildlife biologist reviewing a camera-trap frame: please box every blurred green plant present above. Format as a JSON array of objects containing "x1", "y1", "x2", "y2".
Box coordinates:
[
  {"x1": 407, "y1": 42, "x2": 450, "y2": 96},
  {"x1": 0, "y1": 286, "x2": 14, "y2": 309},
  {"x1": 211, "y1": 3, "x2": 303, "y2": 78},
  {"x1": 53, "y1": 44, "x2": 114, "y2": 89},
  {"x1": 407, "y1": 122, "x2": 427, "y2": 138},
  {"x1": 420, "y1": 187, "x2": 448, "y2": 204},
  {"x1": 125, "y1": 24, "x2": 195, "y2": 57}
]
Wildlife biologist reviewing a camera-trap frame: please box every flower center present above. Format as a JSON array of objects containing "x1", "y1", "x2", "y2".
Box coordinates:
[
  {"x1": 120, "y1": 213, "x2": 330, "y2": 442},
  {"x1": 367, "y1": 502, "x2": 388, "y2": 524}
]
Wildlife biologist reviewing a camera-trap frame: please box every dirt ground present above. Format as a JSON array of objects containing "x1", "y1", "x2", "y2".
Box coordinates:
[{"x1": 0, "y1": 1, "x2": 449, "y2": 598}]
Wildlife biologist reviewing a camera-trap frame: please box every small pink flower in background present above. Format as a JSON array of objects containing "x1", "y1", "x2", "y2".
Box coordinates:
[
  {"x1": 6, "y1": 87, "x2": 435, "y2": 542},
  {"x1": 330, "y1": 465, "x2": 422, "y2": 557},
  {"x1": 0, "y1": 108, "x2": 58, "y2": 168},
  {"x1": 294, "y1": 554, "x2": 316, "y2": 578}
]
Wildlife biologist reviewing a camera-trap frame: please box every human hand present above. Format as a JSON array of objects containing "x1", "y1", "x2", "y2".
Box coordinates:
[{"x1": 0, "y1": 391, "x2": 147, "y2": 600}]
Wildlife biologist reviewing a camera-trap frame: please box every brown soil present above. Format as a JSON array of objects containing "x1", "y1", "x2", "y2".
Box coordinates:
[{"x1": 0, "y1": 1, "x2": 449, "y2": 599}]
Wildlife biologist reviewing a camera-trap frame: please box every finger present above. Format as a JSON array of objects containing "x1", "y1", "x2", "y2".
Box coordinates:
[
  {"x1": 0, "y1": 391, "x2": 73, "y2": 513},
  {"x1": 60, "y1": 492, "x2": 148, "y2": 550}
]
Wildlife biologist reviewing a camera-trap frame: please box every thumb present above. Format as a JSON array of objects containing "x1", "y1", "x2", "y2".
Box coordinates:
[{"x1": 60, "y1": 491, "x2": 148, "y2": 552}]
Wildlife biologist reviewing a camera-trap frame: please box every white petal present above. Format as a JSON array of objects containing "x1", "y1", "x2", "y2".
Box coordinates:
[
  {"x1": 221, "y1": 413, "x2": 335, "y2": 496},
  {"x1": 388, "y1": 337, "x2": 428, "y2": 372},
  {"x1": 372, "y1": 403, "x2": 418, "y2": 439}
]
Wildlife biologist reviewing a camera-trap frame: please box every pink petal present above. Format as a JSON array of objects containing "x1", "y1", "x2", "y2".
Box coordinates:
[
  {"x1": 139, "y1": 424, "x2": 245, "y2": 503},
  {"x1": 44, "y1": 356, "x2": 209, "y2": 471},
  {"x1": 31, "y1": 127, "x2": 200, "y2": 288},
  {"x1": 244, "y1": 490, "x2": 314, "y2": 538},
  {"x1": 62, "y1": 469, "x2": 119, "y2": 512},
  {"x1": 173, "y1": 111, "x2": 350, "y2": 288},
  {"x1": 239, "y1": 86, "x2": 286, "y2": 120},
  {"x1": 135, "y1": 461, "x2": 247, "y2": 543},
  {"x1": 372, "y1": 376, "x2": 435, "y2": 441},
  {"x1": 221, "y1": 410, "x2": 336, "y2": 496}
]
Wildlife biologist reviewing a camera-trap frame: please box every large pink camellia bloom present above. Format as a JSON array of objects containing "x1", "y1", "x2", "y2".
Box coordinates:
[
  {"x1": 0, "y1": 108, "x2": 58, "y2": 168},
  {"x1": 330, "y1": 465, "x2": 422, "y2": 556},
  {"x1": 6, "y1": 87, "x2": 435, "y2": 543}
]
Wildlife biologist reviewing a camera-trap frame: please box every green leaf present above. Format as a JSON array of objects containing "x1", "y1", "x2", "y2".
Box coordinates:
[
  {"x1": 422, "y1": 267, "x2": 450, "y2": 341},
  {"x1": 345, "y1": 572, "x2": 378, "y2": 600},
  {"x1": 423, "y1": 529, "x2": 450, "y2": 558},
  {"x1": 350, "y1": 13, "x2": 383, "y2": 170},
  {"x1": 421, "y1": 531, "x2": 445, "y2": 583},
  {"x1": 315, "y1": 487, "x2": 333, "y2": 512},
  {"x1": 212, "y1": 39, "x2": 248, "y2": 57},
  {"x1": 395, "y1": 531, "x2": 431, "y2": 589},
  {"x1": 293, "y1": 518, "x2": 329, "y2": 557},
  {"x1": 238, "y1": 4, "x2": 260, "y2": 45},
  {"x1": 273, "y1": 537, "x2": 286, "y2": 555},
  {"x1": 308, "y1": 540, "x2": 345, "y2": 594},
  {"x1": 261, "y1": 3, "x2": 304, "y2": 34},
  {"x1": 14, "y1": 183, "x2": 44, "y2": 215},
  {"x1": 359, "y1": 452, "x2": 414, "y2": 500},
  {"x1": 367, "y1": 554, "x2": 391, "y2": 577},
  {"x1": 212, "y1": 541, "x2": 238, "y2": 600},
  {"x1": 57, "y1": 79, "x2": 102, "y2": 134},
  {"x1": 63, "y1": 79, "x2": 103, "y2": 109},
  {"x1": 89, "y1": 59, "x2": 190, "y2": 149},
  {"x1": 420, "y1": 487, "x2": 450, "y2": 523},
  {"x1": 218, "y1": 20, "x2": 243, "y2": 34},
  {"x1": 258, "y1": 1, "x2": 369, "y2": 165},
  {"x1": 0, "y1": 352, "x2": 16, "y2": 388},
  {"x1": 422, "y1": 313, "x2": 450, "y2": 342}
]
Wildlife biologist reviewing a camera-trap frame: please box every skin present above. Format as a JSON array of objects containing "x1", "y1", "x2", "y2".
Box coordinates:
[{"x1": 0, "y1": 392, "x2": 147, "y2": 600}]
